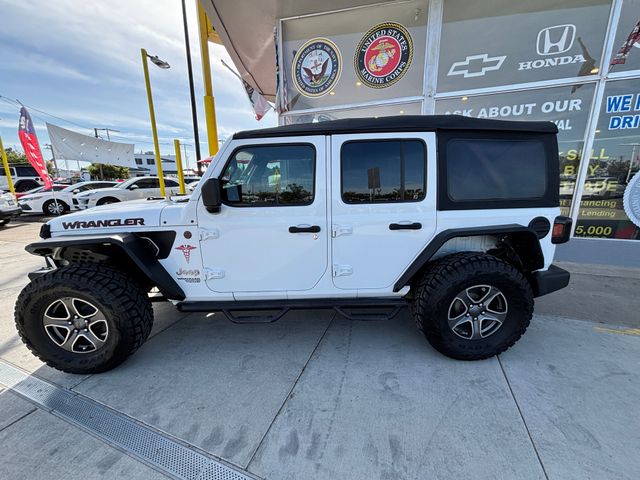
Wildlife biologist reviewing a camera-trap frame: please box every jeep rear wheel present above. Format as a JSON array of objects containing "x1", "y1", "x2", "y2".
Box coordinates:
[
  {"x1": 411, "y1": 252, "x2": 533, "y2": 360},
  {"x1": 15, "y1": 264, "x2": 153, "y2": 373}
]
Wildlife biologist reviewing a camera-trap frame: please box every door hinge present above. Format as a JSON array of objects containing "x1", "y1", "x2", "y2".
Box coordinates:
[
  {"x1": 331, "y1": 224, "x2": 353, "y2": 238},
  {"x1": 203, "y1": 268, "x2": 225, "y2": 280},
  {"x1": 333, "y1": 264, "x2": 353, "y2": 277},
  {"x1": 199, "y1": 228, "x2": 219, "y2": 241}
]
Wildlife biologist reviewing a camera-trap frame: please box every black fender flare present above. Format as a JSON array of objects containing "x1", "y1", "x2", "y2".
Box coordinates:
[
  {"x1": 25, "y1": 233, "x2": 185, "y2": 301},
  {"x1": 393, "y1": 224, "x2": 544, "y2": 292}
]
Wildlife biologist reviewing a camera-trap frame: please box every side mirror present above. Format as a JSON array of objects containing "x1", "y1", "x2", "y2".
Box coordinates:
[
  {"x1": 72, "y1": 189, "x2": 80, "y2": 194},
  {"x1": 201, "y1": 178, "x2": 222, "y2": 213},
  {"x1": 129, "y1": 184, "x2": 139, "y2": 190}
]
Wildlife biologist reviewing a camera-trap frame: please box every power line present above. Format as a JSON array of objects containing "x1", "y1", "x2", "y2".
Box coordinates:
[{"x1": 0, "y1": 94, "x2": 197, "y2": 151}]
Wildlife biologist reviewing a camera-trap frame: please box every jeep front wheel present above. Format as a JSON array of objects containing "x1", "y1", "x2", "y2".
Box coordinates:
[
  {"x1": 15, "y1": 264, "x2": 153, "y2": 373},
  {"x1": 411, "y1": 252, "x2": 533, "y2": 360}
]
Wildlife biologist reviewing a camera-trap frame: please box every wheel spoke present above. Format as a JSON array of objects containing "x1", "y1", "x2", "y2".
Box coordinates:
[
  {"x1": 449, "y1": 315, "x2": 471, "y2": 331},
  {"x1": 61, "y1": 330, "x2": 80, "y2": 352},
  {"x1": 482, "y1": 287, "x2": 504, "y2": 307},
  {"x1": 470, "y1": 318, "x2": 483, "y2": 340}
]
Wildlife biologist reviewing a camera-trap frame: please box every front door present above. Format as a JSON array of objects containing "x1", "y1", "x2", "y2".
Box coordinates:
[
  {"x1": 330, "y1": 133, "x2": 437, "y2": 291},
  {"x1": 198, "y1": 138, "x2": 327, "y2": 294}
]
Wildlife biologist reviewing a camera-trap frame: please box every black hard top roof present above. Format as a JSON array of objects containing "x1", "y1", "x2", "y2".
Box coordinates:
[{"x1": 233, "y1": 115, "x2": 558, "y2": 140}]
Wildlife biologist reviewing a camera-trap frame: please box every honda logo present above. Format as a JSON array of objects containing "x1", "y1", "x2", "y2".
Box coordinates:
[
  {"x1": 537, "y1": 24, "x2": 576, "y2": 55},
  {"x1": 447, "y1": 53, "x2": 506, "y2": 78}
]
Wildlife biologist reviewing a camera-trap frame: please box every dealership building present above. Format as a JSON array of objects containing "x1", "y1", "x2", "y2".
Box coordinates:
[{"x1": 203, "y1": 0, "x2": 640, "y2": 245}]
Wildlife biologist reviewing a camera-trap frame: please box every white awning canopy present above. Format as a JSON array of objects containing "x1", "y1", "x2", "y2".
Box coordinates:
[{"x1": 201, "y1": 0, "x2": 377, "y2": 100}]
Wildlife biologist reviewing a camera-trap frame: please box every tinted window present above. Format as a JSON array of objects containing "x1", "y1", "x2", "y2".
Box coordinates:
[
  {"x1": 15, "y1": 165, "x2": 38, "y2": 176},
  {"x1": 146, "y1": 158, "x2": 154, "y2": 165},
  {"x1": 446, "y1": 138, "x2": 546, "y2": 201},
  {"x1": 135, "y1": 178, "x2": 159, "y2": 189},
  {"x1": 165, "y1": 179, "x2": 178, "y2": 187},
  {"x1": 341, "y1": 140, "x2": 426, "y2": 204},
  {"x1": 221, "y1": 145, "x2": 315, "y2": 206},
  {"x1": 135, "y1": 158, "x2": 143, "y2": 165}
]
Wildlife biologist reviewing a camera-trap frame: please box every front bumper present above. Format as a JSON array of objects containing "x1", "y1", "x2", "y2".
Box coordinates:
[
  {"x1": 0, "y1": 206, "x2": 22, "y2": 220},
  {"x1": 531, "y1": 264, "x2": 570, "y2": 297}
]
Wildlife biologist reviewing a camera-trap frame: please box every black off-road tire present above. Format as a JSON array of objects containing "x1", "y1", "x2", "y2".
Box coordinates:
[
  {"x1": 410, "y1": 252, "x2": 534, "y2": 360},
  {"x1": 15, "y1": 264, "x2": 154, "y2": 373}
]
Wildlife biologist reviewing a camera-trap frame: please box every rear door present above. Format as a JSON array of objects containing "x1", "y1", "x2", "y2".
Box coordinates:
[{"x1": 330, "y1": 133, "x2": 437, "y2": 291}]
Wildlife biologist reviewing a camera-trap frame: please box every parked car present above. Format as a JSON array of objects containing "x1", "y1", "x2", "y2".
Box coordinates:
[
  {"x1": 18, "y1": 181, "x2": 117, "y2": 216},
  {"x1": 74, "y1": 176, "x2": 181, "y2": 209},
  {"x1": 0, "y1": 163, "x2": 43, "y2": 192},
  {"x1": 0, "y1": 190, "x2": 21, "y2": 226},
  {"x1": 16, "y1": 115, "x2": 571, "y2": 373}
]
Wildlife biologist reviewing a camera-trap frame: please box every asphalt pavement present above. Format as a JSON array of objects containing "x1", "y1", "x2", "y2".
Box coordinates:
[{"x1": 0, "y1": 218, "x2": 638, "y2": 480}]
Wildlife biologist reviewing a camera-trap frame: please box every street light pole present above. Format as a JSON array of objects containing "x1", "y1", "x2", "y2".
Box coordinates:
[
  {"x1": 141, "y1": 47, "x2": 169, "y2": 197},
  {"x1": 181, "y1": 0, "x2": 202, "y2": 175}
]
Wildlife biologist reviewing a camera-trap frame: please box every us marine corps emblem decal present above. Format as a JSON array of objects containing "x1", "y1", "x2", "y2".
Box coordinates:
[
  {"x1": 292, "y1": 38, "x2": 342, "y2": 97},
  {"x1": 355, "y1": 22, "x2": 413, "y2": 89},
  {"x1": 623, "y1": 171, "x2": 640, "y2": 228}
]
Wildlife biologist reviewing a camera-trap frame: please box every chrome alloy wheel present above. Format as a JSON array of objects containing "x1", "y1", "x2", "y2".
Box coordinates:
[
  {"x1": 42, "y1": 297, "x2": 109, "y2": 353},
  {"x1": 47, "y1": 201, "x2": 65, "y2": 215},
  {"x1": 447, "y1": 285, "x2": 508, "y2": 340}
]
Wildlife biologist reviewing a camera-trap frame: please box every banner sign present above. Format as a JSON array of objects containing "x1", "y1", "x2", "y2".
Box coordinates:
[{"x1": 18, "y1": 107, "x2": 52, "y2": 189}]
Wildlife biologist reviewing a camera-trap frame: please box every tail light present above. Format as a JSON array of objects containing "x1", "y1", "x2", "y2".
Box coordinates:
[{"x1": 551, "y1": 216, "x2": 572, "y2": 244}]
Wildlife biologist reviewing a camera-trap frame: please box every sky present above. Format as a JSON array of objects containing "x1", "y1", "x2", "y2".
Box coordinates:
[{"x1": 0, "y1": 0, "x2": 277, "y2": 169}]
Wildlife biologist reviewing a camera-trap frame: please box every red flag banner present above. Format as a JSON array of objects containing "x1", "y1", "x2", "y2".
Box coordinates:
[{"x1": 18, "y1": 106, "x2": 52, "y2": 189}]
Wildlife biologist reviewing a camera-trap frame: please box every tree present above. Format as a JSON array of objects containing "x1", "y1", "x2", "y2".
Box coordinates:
[
  {"x1": 3, "y1": 148, "x2": 28, "y2": 164},
  {"x1": 87, "y1": 163, "x2": 130, "y2": 180}
]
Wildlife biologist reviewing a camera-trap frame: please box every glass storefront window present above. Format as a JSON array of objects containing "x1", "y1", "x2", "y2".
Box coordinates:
[
  {"x1": 438, "y1": 0, "x2": 610, "y2": 93},
  {"x1": 575, "y1": 78, "x2": 640, "y2": 239},
  {"x1": 281, "y1": 0, "x2": 427, "y2": 112},
  {"x1": 282, "y1": 102, "x2": 422, "y2": 124},
  {"x1": 436, "y1": 83, "x2": 596, "y2": 213},
  {"x1": 609, "y1": 0, "x2": 640, "y2": 72}
]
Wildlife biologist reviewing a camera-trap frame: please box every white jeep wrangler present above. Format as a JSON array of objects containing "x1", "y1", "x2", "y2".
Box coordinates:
[{"x1": 15, "y1": 116, "x2": 571, "y2": 373}]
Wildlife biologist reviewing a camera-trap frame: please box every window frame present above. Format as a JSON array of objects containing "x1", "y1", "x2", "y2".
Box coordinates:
[
  {"x1": 219, "y1": 142, "x2": 317, "y2": 208},
  {"x1": 339, "y1": 138, "x2": 428, "y2": 205},
  {"x1": 437, "y1": 130, "x2": 559, "y2": 211}
]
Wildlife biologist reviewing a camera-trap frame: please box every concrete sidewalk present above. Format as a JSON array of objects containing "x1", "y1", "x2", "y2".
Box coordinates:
[{"x1": 0, "y1": 219, "x2": 639, "y2": 479}]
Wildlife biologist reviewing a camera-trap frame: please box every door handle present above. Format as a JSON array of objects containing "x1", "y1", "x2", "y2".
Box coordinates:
[
  {"x1": 389, "y1": 222, "x2": 422, "y2": 231},
  {"x1": 289, "y1": 225, "x2": 321, "y2": 233}
]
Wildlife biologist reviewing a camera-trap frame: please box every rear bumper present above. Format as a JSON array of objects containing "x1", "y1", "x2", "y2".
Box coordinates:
[
  {"x1": 0, "y1": 206, "x2": 22, "y2": 220},
  {"x1": 531, "y1": 264, "x2": 570, "y2": 297}
]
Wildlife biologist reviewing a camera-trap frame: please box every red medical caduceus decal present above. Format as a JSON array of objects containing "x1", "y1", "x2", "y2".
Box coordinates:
[{"x1": 175, "y1": 245, "x2": 197, "y2": 264}]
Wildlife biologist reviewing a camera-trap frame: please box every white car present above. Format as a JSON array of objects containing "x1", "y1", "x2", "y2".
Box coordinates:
[
  {"x1": 187, "y1": 179, "x2": 200, "y2": 193},
  {"x1": 18, "y1": 181, "x2": 116, "y2": 216},
  {"x1": 75, "y1": 177, "x2": 181, "y2": 209},
  {"x1": 0, "y1": 191, "x2": 21, "y2": 226}
]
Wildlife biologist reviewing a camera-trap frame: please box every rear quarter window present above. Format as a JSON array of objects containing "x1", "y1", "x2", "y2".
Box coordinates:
[{"x1": 439, "y1": 132, "x2": 558, "y2": 210}]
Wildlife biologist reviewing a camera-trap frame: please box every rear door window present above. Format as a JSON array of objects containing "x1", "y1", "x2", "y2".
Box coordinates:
[{"x1": 340, "y1": 140, "x2": 426, "y2": 204}]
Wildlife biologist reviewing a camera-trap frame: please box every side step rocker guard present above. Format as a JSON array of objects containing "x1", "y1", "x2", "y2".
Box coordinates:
[{"x1": 177, "y1": 298, "x2": 408, "y2": 323}]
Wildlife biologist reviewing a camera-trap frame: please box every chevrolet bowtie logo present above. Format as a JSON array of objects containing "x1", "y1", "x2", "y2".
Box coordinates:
[{"x1": 447, "y1": 53, "x2": 507, "y2": 78}]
